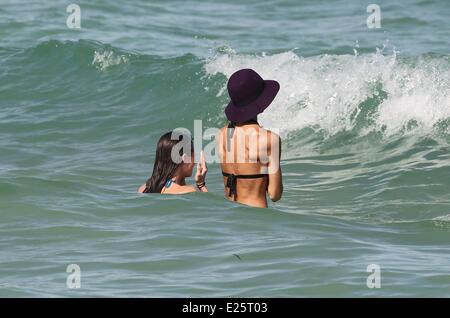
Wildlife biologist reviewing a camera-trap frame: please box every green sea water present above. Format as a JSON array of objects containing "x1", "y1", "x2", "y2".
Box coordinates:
[{"x1": 0, "y1": 0, "x2": 449, "y2": 297}]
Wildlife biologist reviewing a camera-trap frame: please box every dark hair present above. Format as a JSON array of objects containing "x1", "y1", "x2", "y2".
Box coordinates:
[{"x1": 143, "y1": 131, "x2": 193, "y2": 193}]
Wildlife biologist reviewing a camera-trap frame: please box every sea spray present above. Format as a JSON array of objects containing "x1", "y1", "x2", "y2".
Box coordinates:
[{"x1": 205, "y1": 50, "x2": 450, "y2": 139}]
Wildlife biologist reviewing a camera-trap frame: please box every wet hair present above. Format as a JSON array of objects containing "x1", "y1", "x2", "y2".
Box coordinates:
[{"x1": 143, "y1": 131, "x2": 193, "y2": 193}]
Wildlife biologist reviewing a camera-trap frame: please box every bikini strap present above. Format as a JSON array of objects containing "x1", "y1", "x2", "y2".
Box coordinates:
[
  {"x1": 226, "y1": 122, "x2": 235, "y2": 152},
  {"x1": 164, "y1": 178, "x2": 174, "y2": 189},
  {"x1": 223, "y1": 172, "x2": 268, "y2": 179},
  {"x1": 224, "y1": 173, "x2": 237, "y2": 198}
]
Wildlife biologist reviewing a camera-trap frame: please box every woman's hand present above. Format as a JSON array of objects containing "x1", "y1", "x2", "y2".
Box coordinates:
[{"x1": 195, "y1": 150, "x2": 208, "y2": 184}]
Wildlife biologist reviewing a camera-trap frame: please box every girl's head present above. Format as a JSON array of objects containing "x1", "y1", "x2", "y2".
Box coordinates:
[{"x1": 143, "y1": 131, "x2": 194, "y2": 193}]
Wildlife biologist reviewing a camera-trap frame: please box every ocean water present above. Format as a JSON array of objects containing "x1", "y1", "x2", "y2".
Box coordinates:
[{"x1": 0, "y1": 0, "x2": 449, "y2": 297}]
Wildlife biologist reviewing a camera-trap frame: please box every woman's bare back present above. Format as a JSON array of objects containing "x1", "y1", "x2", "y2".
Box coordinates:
[{"x1": 218, "y1": 122, "x2": 282, "y2": 208}]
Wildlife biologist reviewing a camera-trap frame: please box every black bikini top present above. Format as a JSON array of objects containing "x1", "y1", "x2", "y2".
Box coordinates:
[
  {"x1": 222, "y1": 120, "x2": 268, "y2": 199},
  {"x1": 222, "y1": 171, "x2": 268, "y2": 198}
]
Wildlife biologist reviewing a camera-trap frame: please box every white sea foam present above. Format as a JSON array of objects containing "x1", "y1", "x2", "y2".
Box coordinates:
[
  {"x1": 204, "y1": 50, "x2": 450, "y2": 138},
  {"x1": 92, "y1": 50, "x2": 128, "y2": 71},
  {"x1": 433, "y1": 214, "x2": 450, "y2": 222}
]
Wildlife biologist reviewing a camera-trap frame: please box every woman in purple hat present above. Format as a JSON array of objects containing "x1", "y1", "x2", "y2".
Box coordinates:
[{"x1": 218, "y1": 69, "x2": 283, "y2": 208}]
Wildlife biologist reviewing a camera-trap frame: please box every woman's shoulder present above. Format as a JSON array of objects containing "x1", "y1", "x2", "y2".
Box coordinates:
[{"x1": 161, "y1": 180, "x2": 196, "y2": 194}]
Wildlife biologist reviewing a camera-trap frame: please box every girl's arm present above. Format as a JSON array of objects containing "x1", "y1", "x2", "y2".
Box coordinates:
[{"x1": 138, "y1": 184, "x2": 147, "y2": 193}]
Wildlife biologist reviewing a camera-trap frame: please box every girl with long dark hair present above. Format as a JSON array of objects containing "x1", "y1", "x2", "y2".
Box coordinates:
[{"x1": 138, "y1": 131, "x2": 208, "y2": 194}]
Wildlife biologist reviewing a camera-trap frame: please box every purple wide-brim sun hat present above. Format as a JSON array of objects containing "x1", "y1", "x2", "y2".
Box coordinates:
[{"x1": 224, "y1": 69, "x2": 280, "y2": 123}]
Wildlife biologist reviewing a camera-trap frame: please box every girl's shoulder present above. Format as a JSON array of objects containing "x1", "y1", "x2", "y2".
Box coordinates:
[{"x1": 161, "y1": 179, "x2": 196, "y2": 194}]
